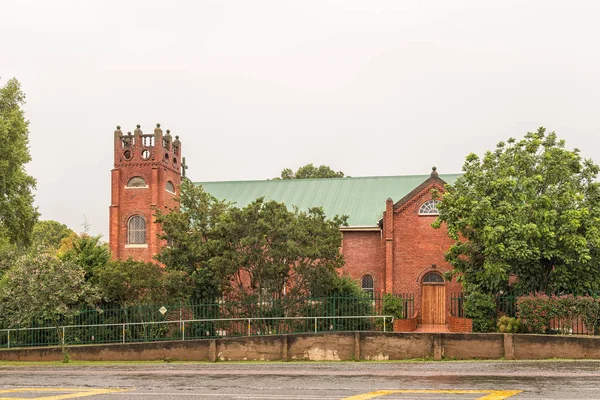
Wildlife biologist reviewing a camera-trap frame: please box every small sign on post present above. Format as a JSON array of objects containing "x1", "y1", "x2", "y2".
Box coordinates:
[{"x1": 159, "y1": 306, "x2": 167, "y2": 315}]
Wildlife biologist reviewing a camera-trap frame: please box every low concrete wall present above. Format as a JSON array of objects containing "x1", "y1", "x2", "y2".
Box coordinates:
[{"x1": 2, "y1": 332, "x2": 600, "y2": 362}]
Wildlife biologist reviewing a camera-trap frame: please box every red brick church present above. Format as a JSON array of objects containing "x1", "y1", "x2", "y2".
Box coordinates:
[{"x1": 109, "y1": 125, "x2": 463, "y2": 326}]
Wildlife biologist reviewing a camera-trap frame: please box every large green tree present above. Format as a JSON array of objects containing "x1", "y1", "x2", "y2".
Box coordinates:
[
  {"x1": 57, "y1": 233, "x2": 111, "y2": 283},
  {"x1": 31, "y1": 220, "x2": 74, "y2": 252},
  {"x1": 96, "y1": 258, "x2": 165, "y2": 306},
  {"x1": 0, "y1": 78, "x2": 38, "y2": 246},
  {"x1": 155, "y1": 179, "x2": 229, "y2": 302},
  {"x1": 155, "y1": 180, "x2": 348, "y2": 302},
  {"x1": 275, "y1": 163, "x2": 345, "y2": 180},
  {"x1": 211, "y1": 198, "x2": 348, "y2": 300},
  {"x1": 0, "y1": 251, "x2": 99, "y2": 358},
  {"x1": 433, "y1": 128, "x2": 600, "y2": 294}
]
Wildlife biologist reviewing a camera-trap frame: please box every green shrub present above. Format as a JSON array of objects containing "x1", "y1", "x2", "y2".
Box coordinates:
[
  {"x1": 497, "y1": 316, "x2": 521, "y2": 333},
  {"x1": 464, "y1": 292, "x2": 496, "y2": 332},
  {"x1": 382, "y1": 293, "x2": 405, "y2": 319}
]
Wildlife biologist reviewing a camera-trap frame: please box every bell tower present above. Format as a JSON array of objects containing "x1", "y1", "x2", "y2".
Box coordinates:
[{"x1": 109, "y1": 123, "x2": 182, "y2": 263}]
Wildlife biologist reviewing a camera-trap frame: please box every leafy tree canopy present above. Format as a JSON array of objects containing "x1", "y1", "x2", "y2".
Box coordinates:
[
  {"x1": 0, "y1": 78, "x2": 39, "y2": 246},
  {"x1": 434, "y1": 128, "x2": 600, "y2": 295},
  {"x1": 31, "y1": 220, "x2": 74, "y2": 252},
  {"x1": 156, "y1": 179, "x2": 348, "y2": 302},
  {"x1": 96, "y1": 258, "x2": 165, "y2": 306},
  {"x1": 0, "y1": 251, "x2": 99, "y2": 356},
  {"x1": 275, "y1": 163, "x2": 345, "y2": 180},
  {"x1": 57, "y1": 233, "x2": 111, "y2": 283},
  {"x1": 155, "y1": 179, "x2": 229, "y2": 302},
  {"x1": 211, "y1": 198, "x2": 348, "y2": 300}
]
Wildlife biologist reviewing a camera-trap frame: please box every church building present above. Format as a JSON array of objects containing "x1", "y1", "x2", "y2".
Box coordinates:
[{"x1": 110, "y1": 125, "x2": 463, "y2": 326}]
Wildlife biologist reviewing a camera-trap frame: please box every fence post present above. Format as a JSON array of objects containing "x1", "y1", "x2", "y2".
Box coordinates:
[
  {"x1": 182, "y1": 321, "x2": 185, "y2": 341},
  {"x1": 7, "y1": 330, "x2": 10, "y2": 349},
  {"x1": 62, "y1": 327, "x2": 65, "y2": 346},
  {"x1": 314, "y1": 317, "x2": 317, "y2": 333},
  {"x1": 247, "y1": 319, "x2": 251, "y2": 336},
  {"x1": 122, "y1": 324, "x2": 126, "y2": 344},
  {"x1": 383, "y1": 317, "x2": 386, "y2": 332}
]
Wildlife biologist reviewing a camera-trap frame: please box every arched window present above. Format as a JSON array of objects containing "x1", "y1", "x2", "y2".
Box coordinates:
[
  {"x1": 419, "y1": 199, "x2": 441, "y2": 215},
  {"x1": 126, "y1": 176, "x2": 147, "y2": 188},
  {"x1": 166, "y1": 181, "x2": 175, "y2": 193},
  {"x1": 127, "y1": 215, "x2": 146, "y2": 244},
  {"x1": 361, "y1": 274, "x2": 374, "y2": 298},
  {"x1": 422, "y1": 271, "x2": 444, "y2": 284}
]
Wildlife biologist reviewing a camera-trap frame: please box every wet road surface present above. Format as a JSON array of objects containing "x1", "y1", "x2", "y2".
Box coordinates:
[{"x1": 0, "y1": 361, "x2": 599, "y2": 399}]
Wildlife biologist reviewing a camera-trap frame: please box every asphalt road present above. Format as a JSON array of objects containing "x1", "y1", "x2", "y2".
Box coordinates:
[{"x1": 1, "y1": 361, "x2": 599, "y2": 399}]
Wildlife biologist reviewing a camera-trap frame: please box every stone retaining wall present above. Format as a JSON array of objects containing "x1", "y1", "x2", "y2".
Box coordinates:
[{"x1": 2, "y1": 332, "x2": 600, "y2": 362}]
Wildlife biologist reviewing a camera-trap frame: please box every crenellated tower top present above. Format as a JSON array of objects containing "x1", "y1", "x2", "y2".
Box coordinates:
[{"x1": 113, "y1": 123, "x2": 183, "y2": 176}]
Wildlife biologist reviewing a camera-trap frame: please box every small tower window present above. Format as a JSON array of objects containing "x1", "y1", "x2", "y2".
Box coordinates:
[
  {"x1": 126, "y1": 176, "x2": 147, "y2": 188},
  {"x1": 419, "y1": 199, "x2": 441, "y2": 215},
  {"x1": 361, "y1": 274, "x2": 374, "y2": 298},
  {"x1": 166, "y1": 181, "x2": 175, "y2": 193},
  {"x1": 422, "y1": 272, "x2": 444, "y2": 284},
  {"x1": 127, "y1": 215, "x2": 146, "y2": 244}
]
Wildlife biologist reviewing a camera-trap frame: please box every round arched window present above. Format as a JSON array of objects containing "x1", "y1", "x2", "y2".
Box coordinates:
[
  {"x1": 361, "y1": 274, "x2": 374, "y2": 298},
  {"x1": 126, "y1": 176, "x2": 147, "y2": 188},
  {"x1": 127, "y1": 215, "x2": 146, "y2": 244},
  {"x1": 422, "y1": 271, "x2": 444, "y2": 284}
]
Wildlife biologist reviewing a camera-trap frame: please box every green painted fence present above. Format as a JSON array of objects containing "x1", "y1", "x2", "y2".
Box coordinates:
[{"x1": 0, "y1": 294, "x2": 414, "y2": 349}]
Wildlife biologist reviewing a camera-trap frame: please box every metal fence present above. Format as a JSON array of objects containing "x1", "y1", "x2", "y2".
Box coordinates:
[
  {"x1": 0, "y1": 295, "x2": 410, "y2": 349},
  {"x1": 450, "y1": 292, "x2": 600, "y2": 335},
  {"x1": 450, "y1": 292, "x2": 465, "y2": 318}
]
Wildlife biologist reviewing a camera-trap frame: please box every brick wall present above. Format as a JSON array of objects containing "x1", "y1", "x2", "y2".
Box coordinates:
[
  {"x1": 341, "y1": 231, "x2": 385, "y2": 295},
  {"x1": 390, "y1": 183, "x2": 461, "y2": 318},
  {"x1": 393, "y1": 313, "x2": 418, "y2": 332},
  {"x1": 447, "y1": 314, "x2": 473, "y2": 332}
]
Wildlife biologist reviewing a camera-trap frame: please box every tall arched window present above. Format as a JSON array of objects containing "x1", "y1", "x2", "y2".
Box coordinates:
[
  {"x1": 126, "y1": 176, "x2": 147, "y2": 188},
  {"x1": 127, "y1": 215, "x2": 146, "y2": 244},
  {"x1": 361, "y1": 274, "x2": 374, "y2": 298},
  {"x1": 166, "y1": 181, "x2": 175, "y2": 193},
  {"x1": 419, "y1": 199, "x2": 441, "y2": 215}
]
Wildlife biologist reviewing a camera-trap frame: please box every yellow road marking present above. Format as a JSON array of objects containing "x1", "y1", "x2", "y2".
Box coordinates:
[
  {"x1": 342, "y1": 389, "x2": 523, "y2": 400},
  {"x1": 0, "y1": 387, "x2": 130, "y2": 400}
]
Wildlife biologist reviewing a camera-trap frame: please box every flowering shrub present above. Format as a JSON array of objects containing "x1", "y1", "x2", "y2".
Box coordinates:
[
  {"x1": 517, "y1": 293, "x2": 600, "y2": 334},
  {"x1": 517, "y1": 293, "x2": 551, "y2": 333}
]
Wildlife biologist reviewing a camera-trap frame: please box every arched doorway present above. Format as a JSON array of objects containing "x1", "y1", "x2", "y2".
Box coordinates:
[{"x1": 421, "y1": 271, "x2": 445, "y2": 324}]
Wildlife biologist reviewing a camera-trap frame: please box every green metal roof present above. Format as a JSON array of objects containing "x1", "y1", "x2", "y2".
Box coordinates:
[{"x1": 195, "y1": 174, "x2": 461, "y2": 227}]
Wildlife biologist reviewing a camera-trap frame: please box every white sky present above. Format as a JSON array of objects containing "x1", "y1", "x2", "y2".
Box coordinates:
[{"x1": 2, "y1": 0, "x2": 600, "y2": 239}]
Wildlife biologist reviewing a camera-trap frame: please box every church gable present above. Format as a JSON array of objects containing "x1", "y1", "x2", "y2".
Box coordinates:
[{"x1": 392, "y1": 167, "x2": 447, "y2": 215}]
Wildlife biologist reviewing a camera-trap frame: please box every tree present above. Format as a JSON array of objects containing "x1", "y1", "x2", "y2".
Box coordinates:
[
  {"x1": 57, "y1": 233, "x2": 111, "y2": 283},
  {"x1": 275, "y1": 163, "x2": 345, "y2": 180},
  {"x1": 211, "y1": 198, "x2": 348, "y2": 300},
  {"x1": 155, "y1": 179, "x2": 230, "y2": 302},
  {"x1": 96, "y1": 258, "x2": 165, "y2": 306},
  {"x1": 433, "y1": 128, "x2": 600, "y2": 295},
  {"x1": 0, "y1": 251, "x2": 99, "y2": 359},
  {"x1": 0, "y1": 78, "x2": 39, "y2": 246},
  {"x1": 31, "y1": 220, "x2": 74, "y2": 252}
]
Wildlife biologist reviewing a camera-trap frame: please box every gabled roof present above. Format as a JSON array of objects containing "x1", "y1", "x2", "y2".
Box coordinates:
[{"x1": 195, "y1": 173, "x2": 461, "y2": 228}]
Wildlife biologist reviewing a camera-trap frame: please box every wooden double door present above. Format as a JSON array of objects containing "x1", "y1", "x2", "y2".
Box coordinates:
[{"x1": 421, "y1": 284, "x2": 446, "y2": 324}]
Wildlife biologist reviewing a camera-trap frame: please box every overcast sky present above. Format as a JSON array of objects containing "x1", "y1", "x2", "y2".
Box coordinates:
[{"x1": 2, "y1": 0, "x2": 600, "y2": 239}]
